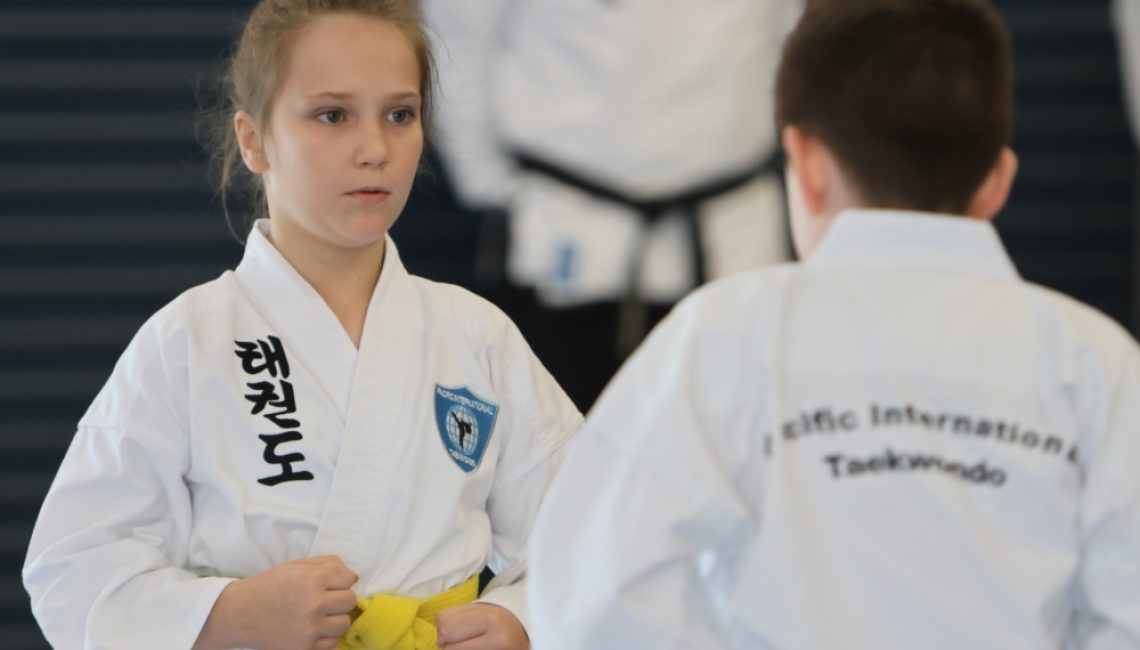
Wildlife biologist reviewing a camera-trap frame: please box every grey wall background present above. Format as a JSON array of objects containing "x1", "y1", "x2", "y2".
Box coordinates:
[{"x1": 1, "y1": 0, "x2": 1134, "y2": 647}]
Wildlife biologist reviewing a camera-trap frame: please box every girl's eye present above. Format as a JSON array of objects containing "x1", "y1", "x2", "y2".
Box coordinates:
[
  {"x1": 317, "y1": 110, "x2": 346, "y2": 125},
  {"x1": 387, "y1": 109, "x2": 415, "y2": 124}
]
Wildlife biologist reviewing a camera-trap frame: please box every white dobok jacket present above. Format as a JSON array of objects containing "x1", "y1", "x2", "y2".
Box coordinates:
[
  {"x1": 528, "y1": 211, "x2": 1140, "y2": 649},
  {"x1": 24, "y1": 221, "x2": 582, "y2": 649},
  {"x1": 422, "y1": 0, "x2": 802, "y2": 304}
]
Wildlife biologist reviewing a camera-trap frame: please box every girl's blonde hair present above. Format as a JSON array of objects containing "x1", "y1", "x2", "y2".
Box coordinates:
[{"x1": 205, "y1": 0, "x2": 435, "y2": 228}]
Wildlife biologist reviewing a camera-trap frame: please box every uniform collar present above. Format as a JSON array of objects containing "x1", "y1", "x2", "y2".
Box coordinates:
[
  {"x1": 236, "y1": 219, "x2": 408, "y2": 312},
  {"x1": 233, "y1": 219, "x2": 409, "y2": 416},
  {"x1": 805, "y1": 209, "x2": 1019, "y2": 280}
]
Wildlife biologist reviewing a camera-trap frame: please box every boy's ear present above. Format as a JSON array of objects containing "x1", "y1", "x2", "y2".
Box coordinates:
[
  {"x1": 234, "y1": 111, "x2": 269, "y2": 174},
  {"x1": 966, "y1": 147, "x2": 1018, "y2": 221},
  {"x1": 782, "y1": 126, "x2": 830, "y2": 216}
]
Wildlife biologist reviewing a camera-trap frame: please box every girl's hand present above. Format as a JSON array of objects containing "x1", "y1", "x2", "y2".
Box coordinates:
[
  {"x1": 194, "y1": 555, "x2": 359, "y2": 650},
  {"x1": 436, "y1": 602, "x2": 530, "y2": 650}
]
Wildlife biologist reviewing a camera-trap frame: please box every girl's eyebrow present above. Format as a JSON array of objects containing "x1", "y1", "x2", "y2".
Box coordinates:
[
  {"x1": 303, "y1": 91, "x2": 355, "y2": 101},
  {"x1": 303, "y1": 91, "x2": 421, "y2": 102},
  {"x1": 388, "y1": 91, "x2": 422, "y2": 102}
]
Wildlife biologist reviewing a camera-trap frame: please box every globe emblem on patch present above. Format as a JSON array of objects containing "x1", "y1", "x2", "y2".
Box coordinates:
[{"x1": 445, "y1": 405, "x2": 479, "y2": 454}]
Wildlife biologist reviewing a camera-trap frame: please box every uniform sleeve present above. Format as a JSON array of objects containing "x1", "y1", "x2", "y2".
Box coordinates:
[
  {"x1": 421, "y1": 0, "x2": 521, "y2": 209},
  {"x1": 525, "y1": 297, "x2": 762, "y2": 649},
  {"x1": 1075, "y1": 338, "x2": 1140, "y2": 647},
  {"x1": 476, "y1": 317, "x2": 583, "y2": 628},
  {"x1": 22, "y1": 322, "x2": 232, "y2": 650}
]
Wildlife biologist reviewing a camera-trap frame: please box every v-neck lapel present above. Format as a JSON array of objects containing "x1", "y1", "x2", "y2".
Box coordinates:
[
  {"x1": 233, "y1": 220, "x2": 359, "y2": 422},
  {"x1": 307, "y1": 234, "x2": 424, "y2": 572}
]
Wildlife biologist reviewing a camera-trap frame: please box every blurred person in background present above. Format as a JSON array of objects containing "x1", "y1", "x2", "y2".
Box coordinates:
[
  {"x1": 1117, "y1": 0, "x2": 1139, "y2": 143},
  {"x1": 1114, "y1": 0, "x2": 1140, "y2": 333},
  {"x1": 422, "y1": 0, "x2": 803, "y2": 410}
]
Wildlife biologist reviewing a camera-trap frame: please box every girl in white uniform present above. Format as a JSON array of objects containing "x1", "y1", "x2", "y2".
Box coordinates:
[
  {"x1": 23, "y1": 2, "x2": 581, "y2": 649},
  {"x1": 528, "y1": 1, "x2": 1140, "y2": 648}
]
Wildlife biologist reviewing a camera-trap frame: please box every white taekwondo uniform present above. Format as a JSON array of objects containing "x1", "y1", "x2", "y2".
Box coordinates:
[
  {"x1": 1117, "y1": 0, "x2": 1140, "y2": 143},
  {"x1": 527, "y1": 210, "x2": 1140, "y2": 649},
  {"x1": 23, "y1": 220, "x2": 582, "y2": 650},
  {"x1": 422, "y1": 0, "x2": 802, "y2": 305}
]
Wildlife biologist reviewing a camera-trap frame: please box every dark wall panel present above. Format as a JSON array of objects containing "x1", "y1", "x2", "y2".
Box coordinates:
[
  {"x1": 997, "y1": 0, "x2": 1136, "y2": 326},
  {"x1": 2, "y1": 3, "x2": 255, "y2": 646}
]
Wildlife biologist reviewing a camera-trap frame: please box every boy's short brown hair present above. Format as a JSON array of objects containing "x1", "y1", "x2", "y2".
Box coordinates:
[{"x1": 775, "y1": 0, "x2": 1013, "y2": 214}]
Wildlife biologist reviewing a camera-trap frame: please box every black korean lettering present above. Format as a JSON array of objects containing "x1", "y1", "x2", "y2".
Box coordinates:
[
  {"x1": 244, "y1": 381, "x2": 278, "y2": 415},
  {"x1": 257, "y1": 431, "x2": 315, "y2": 486},
  {"x1": 234, "y1": 335, "x2": 291, "y2": 378},
  {"x1": 244, "y1": 380, "x2": 301, "y2": 429}
]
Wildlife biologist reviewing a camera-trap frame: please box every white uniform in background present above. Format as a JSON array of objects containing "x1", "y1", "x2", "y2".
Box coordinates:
[
  {"x1": 422, "y1": 0, "x2": 801, "y2": 305},
  {"x1": 24, "y1": 221, "x2": 582, "y2": 650},
  {"x1": 527, "y1": 211, "x2": 1140, "y2": 649},
  {"x1": 1117, "y1": 0, "x2": 1140, "y2": 143}
]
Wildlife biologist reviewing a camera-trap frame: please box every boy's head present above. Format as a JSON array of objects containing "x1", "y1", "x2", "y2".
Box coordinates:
[{"x1": 775, "y1": 0, "x2": 1017, "y2": 257}]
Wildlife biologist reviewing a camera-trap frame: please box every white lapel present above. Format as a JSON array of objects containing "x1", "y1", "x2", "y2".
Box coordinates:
[
  {"x1": 233, "y1": 220, "x2": 359, "y2": 421},
  {"x1": 307, "y1": 234, "x2": 424, "y2": 572}
]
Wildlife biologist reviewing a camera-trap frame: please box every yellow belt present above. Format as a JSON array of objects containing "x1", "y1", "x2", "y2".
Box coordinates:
[{"x1": 337, "y1": 574, "x2": 480, "y2": 650}]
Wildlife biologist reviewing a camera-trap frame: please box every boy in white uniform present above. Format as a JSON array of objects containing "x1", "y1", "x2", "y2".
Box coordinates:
[{"x1": 527, "y1": 1, "x2": 1140, "y2": 648}]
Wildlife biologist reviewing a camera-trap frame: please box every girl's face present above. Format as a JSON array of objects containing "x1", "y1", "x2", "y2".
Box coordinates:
[{"x1": 243, "y1": 13, "x2": 424, "y2": 254}]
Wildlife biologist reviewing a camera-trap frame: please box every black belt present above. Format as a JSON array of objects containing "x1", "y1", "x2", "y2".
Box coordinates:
[{"x1": 514, "y1": 150, "x2": 783, "y2": 353}]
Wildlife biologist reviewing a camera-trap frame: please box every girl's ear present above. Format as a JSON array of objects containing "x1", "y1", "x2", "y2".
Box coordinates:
[{"x1": 234, "y1": 110, "x2": 269, "y2": 174}]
